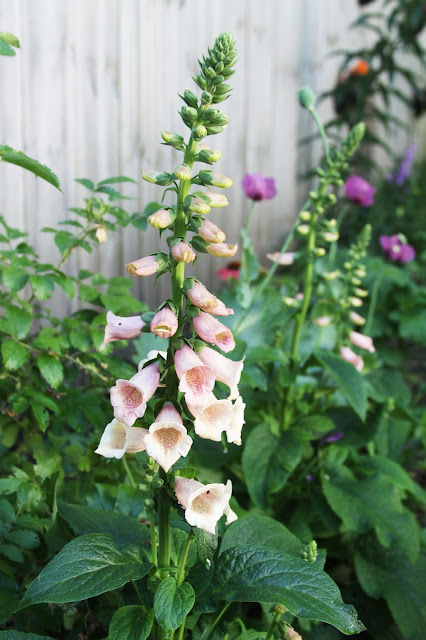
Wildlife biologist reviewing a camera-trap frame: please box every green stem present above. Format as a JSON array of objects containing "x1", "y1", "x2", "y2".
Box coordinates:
[
  {"x1": 309, "y1": 105, "x2": 330, "y2": 162},
  {"x1": 240, "y1": 201, "x2": 256, "y2": 281},
  {"x1": 157, "y1": 468, "x2": 170, "y2": 580},
  {"x1": 199, "y1": 602, "x2": 231, "y2": 640},
  {"x1": 366, "y1": 274, "x2": 382, "y2": 335},
  {"x1": 131, "y1": 579, "x2": 145, "y2": 605},
  {"x1": 150, "y1": 509, "x2": 158, "y2": 567},
  {"x1": 265, "y1": 607, "x2": 285, "y2": 640},
  {"x1": 244, "y1": 201, "x2": 256, "y2": 233},
  {"x1": 176, "y1": 530, "x2": 194, "y2": 586},
  {"x1": 122, "y1": 456, "x2": 136, "y2": 488}
]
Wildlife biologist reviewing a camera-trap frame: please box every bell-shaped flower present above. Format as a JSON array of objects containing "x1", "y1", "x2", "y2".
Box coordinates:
[
  {"x1": 193, "y1": 312, "x2": 235, "y2": 352},
  {"x1": 203, "y1": 192, "x2": 229, "y2": 208},
  {"x1": 350, "y1": 331, "x2": 375, "y2": 353},
  {"x1": 198, "y1": 346, "x2": 243, "y2": 399},
  {"x1": 110, "y1": 362, "x2": 160, "y2": 427},
  {"x1": 340, "y1": 346, "x2": 364, "y2": 372},
  {"x1": 192, "y1": 396, "x2": 245, "y2": 445},
  {"x1": 174, "y1": 344, "x2": 215, "y2": 407},
  {"x1": 95, "y1": 419, "x2": 148, "y2": 459},
  {"x1": 144, "y1": 403, "x2": 192, "y2": 472},
  {"x1": 344, "y1": 175, "x2": 376, "y2": 207},
  {"x1": 172, "y1": 241, "x2": 196, "y2": 263},
  {"x1": 174, "y1": 477, "x2": 237, "y2": 534},
  {"x1": 187, "y1": 282, "x2": 234, "y2": 316},
  {"x1": 242, "y1": 174, "x2": 277, "y2": 201},
  {"x1": 150, "y1": 306, "x2": 178, "y2": 338},
  {"x1": 206, "y1": 242, "x2": 238, "y2": 258},
  {"x1": 100, "y1": 311, "x2": 144, "y2": 350},
  {"x1": 199, "y1": 219, "x2": 226, "y2": 244},
  {"x1": 266, "y1": 252, "x2": 295, "y2": 266},
  {"x1": 126, "y1": 254, "x2": 166, "y2": 277}
]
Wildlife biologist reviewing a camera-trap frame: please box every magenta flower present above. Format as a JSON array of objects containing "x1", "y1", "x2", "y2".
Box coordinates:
[
  {"x1": 380, "y1": 234, "x2": 416, "y2": 263},
  {"x1": 242, "y1": 173, "x2": 277, "y2": 201},
  {"x1": 100, "y1": 311, "x2": 144, "y2": 350},
  {"x1": 345, "y1": 176, "x2": 376, "y2": 207}
]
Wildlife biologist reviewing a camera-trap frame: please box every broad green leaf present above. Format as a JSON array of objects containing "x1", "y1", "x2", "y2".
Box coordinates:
[
  {"x1": 57, "y1": 501, "x2": 151, "y2": 547},
  {"x1": 154, "y1": 577, "x2": 195, "y2": 633},
  {"x1": 29, "y1": 274, "x2": 55, "y2": 300},
  {"x1": 6, "y1": 529, "x2": 39, "y2": 549},
  {"x1": 220, "y1": 515, "x2": 303, "y2": 557},
  {"x1": 315, "y1": 351, "x2": 367, "y2": 421},
  {"x1": 240, "y1": 228, "x2": 259, "y2": 282},
  {"x1": 244, "y1": 345, "x2": 288, "y2": 366},
  {"x1": 5, "y1": 307, "x2": 32, "y2": 339},
  {"x1": 97, "y1": 176, "x2": 137, "y2": 186},
  {"x1": 36, "y1": 354, "x2": 63, "y2": 388},
  {"x1": 211, "y1": 546, "x2": 365, "y2": 635},
  {"x1": 0, "y1": 543, "x2": 24, "y2": 563},
  {"x1": 0, "y1": 499, "x2": 15, "y2": 523},
  {"x1": 109, "y1": 606, "x2": 154, "y2": 640},
  {"x1": 194, "y1": 527, "x2": 217, "y2": 568},
  {"x1": 75, "y1": 178, "x2": 94, "y2": 190},
  {"x1": 170, "y1": 528, "x2": 197, "y2": 569},
  {"x1": 0, "y1": 39, "x2": 16, "y2": 56},
  {"x1": 0, "y1": 146, "x2": 60, "y2": 189},
  {"x1": 53, "y1": 230, "x2": 76, "y2": 254},
  {"x1": 0, "y1": 633, "x2": 54, "y2": 640},
  {"x1": 0, "y1": 32, "x2": 20, "y2": 47},
  {"x1": 2, "y1": 267, "x2": 29, "y2": 291},
  {"x1": 354, "y1": 541, "x2": 426, "y2": 640},
  {"x1": 18, "y1": 533, "x2": 152, "y2": 608},
  {"x1": 0, "y1": 590, "x2": 19, "y2": 624},
  {"x1": 321, "y1": 471, "x2": 420, "y2": 561},
  {"x1": 293, "y1": 414, "x2": 335, "y2": 438},
  {"x1": 1, "y1": 340, "x2": 29, "y2": 370}
]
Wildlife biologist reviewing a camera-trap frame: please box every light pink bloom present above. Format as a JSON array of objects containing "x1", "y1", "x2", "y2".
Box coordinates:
[
  {"x1": 340, "y1": 346, "x2": 364, "y2": 372},
  {"x1": 148, "y1": 209, "x2": 173, "y2": 229},
  {"x1": 174, "y1": 344, "x2": 215, "y2": 407},
  {"x1": 95, "y1": 419, "x2": 148, "y2": 459},
  {"x1": 193, "y1": 312, "x2": 235, "y2": 352},
  {"x1": 187, "y1": 282, "x2": 234, "y2": 316},
  {"x1": 126, "y1": 255, "x2": 160, "y2": 277},
  {"x1": 314, "y1": 316, "x2": 331, "y2": 327},
  {"x1": 172, "y1": 241, "x2": 196, "y2": 263},
  {"x1": 150, "y1": 306, "x2": 178, "y2": 338},
  {"x1": 174, "y1": 477, "x2": 237, "y2": 534},
  {"x1": 143, "y1": 402, "x2": 192, "y2": 472},
  {"x1": 199, "y1": 219, "x2": 226, "y2": 244},
  {"x1": 350, "y1": 331, "x2": 375, "y2": 353},
  {"x1": 350, "y1": 311, "x2": 366, "y2": 326},
  {"x1": 100, "y1": 311, "x2": 144, "y2": 350},
  {"x1": 110, "y1": 362, "x2": 160, "y2": 427},
  {"x1": 193, "y1": 396, "x2": 245, "y2": 445},
  {"x1": 266, "y1": 252, "x2": 295, "y2": 266},
  {"x1": 206, "y1": 243, "x2": 238, "y2": 258},
  {"x1": 198, "y1": 346, "x2": 244, "y2": 400}
]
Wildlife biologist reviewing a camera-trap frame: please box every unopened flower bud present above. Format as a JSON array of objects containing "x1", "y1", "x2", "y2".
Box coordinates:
[
  {"x1": 283, "y1": 297, "x2": 297, "y2": 307},
  {"x1": 150, "y1": 306, "x2": 178, "y2": 338},
  {"x1": 189, "y1": 198, "x2": 211, "y2": 215},
  {"x1": 285, "y1": 627, "x2": 303, "y2": 640},
  {"x1": 183, "y1": 90, "x2": 198, "y2": 108},
  {"x1": 297, "y1": 224, "x2": 310, "y2": 235},
  {"x1": 314, "y1": 248, "x2": 326, "y2": 257},
  {"x1": 138, "y1": 483, "x2": 149, "y2": 492},
  {"x1": 350, "y1": 296, "x2": 363, "y2": 307},
  {"x1": 203, "y1": 192, "x2": 228, "y2": 208},
  {"x1": 350, "y1": 311, "x2": 366, "y2": 325},
  {"x1": 298, "y1": 86, "x2": 316, "y2": 109},
  {"x1": 206, "y1": 242, "x2": 238, "y2": 258},
  {"x1": 323, "y1": 270, "x2": 339, "y2": 280},
  {"x1": 151, "y1": 478, "x2": 164, "y2": 489},
  {"x1": 192, "y1": 125, "x2": 207, "y2": 140},
  {"x1": 328, "y1": 218, "x2": 337, "y2": 227},
  {"x1": 199, "y1": 219, "x2": 226, "y2": 243},
  {"x1": 323, "y1": 231, "x2": 339, "y2": 242},
  {"x1": 161, "y1": 131, "x2": 185, "y2": 150},
  {"x1": 95, "y1": 225, "x2": 108, "y2": 243},
  {"x1": 355, "y1": 268, "x2": 366, "y2": 278},
  {"x1": 172, "y1": 241, "x2": 196, "y2": 263},
  {"x1": 181, "y1": 105, "x2": 198, "y2": 121},
  {"x1": 354, "y1": 288, "x2": 368, "y2": 297},
  {"x1": 144, "y1": 498, "x2": 155, "y2": 510},
  {"x1": 142, "y1": 170, "x2": 172, "y2": 186},
  {"x1": 314, "y1": 316, "x2": 331, "y2": 327},
  {"x1": 201, "y1": 91, "x2": 213, "y2": 105},
  {"x1": 195, "y1": 147, "x2": 222, "y2": 164},
  {"x1": 175, "y1": 164, "x2": 192, "y2": 181},
  {"x1": 199, "y1": 170, "x2": 233, "y2": 188},
  {"x1": 126, "y1": 254, "x2": 167, "y2": 277},
  {"x1": 351, "y1": 277, "x2": 361, "y2": 286},
  {"x1": 148, "y1": 209, "x2": 174, "y2": 229},
  {"x1": 350, "y1": 330, "x2": 375, "y2": 353},
  {"x1": 300, "y1": 211, "x2": 311, "y2": 221},
  {"x1": 344, "y1": 262, "x2": 352, "y2": 270}
]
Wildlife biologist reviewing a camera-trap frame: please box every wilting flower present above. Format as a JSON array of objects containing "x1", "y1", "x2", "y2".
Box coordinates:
[
  {"x1": 350, "y1": 311, "x2": 366, "y2": 325},
  {"x1": 199, "y1": 219, "x2": 226, "y2": 244},
  {"x1": 350, "y1": 331, "x2": 375, "y2": 353},
  {"x1": 110, "y1": 362, "x2": 160, "y2": 427},
  {"x1": 314, "y1": 316, "x2": 331, "y2": 327},
  {"x1": 340, "y1": 346, "x2": 364, "y2": 372},
  {"x1": 345, "y1": 176, "x2": 376, "y2": 207},
  {"x1": 193, "y1": 312, "x2": 235, "y2": 352},
  {"x1": 174, "y1": 344, "x2": 215, "y2": 407},
  {"x1": 174, "y1": 477, "x2": 237, "y2": 534},
  {"x1": 144, "y1": 403, "x2": 192, "y2": 472},
  {"x1": 380, "y1": 234, "x2": 416, "y2": 263},
  {"x1": 126, "y1": 254, "x2": 165, "y2": 277},
  {"x1": 100, "y1": 311, "x2": 144, "y2": 350},
  {"x1": 150, "y1": 306, "x2": 178, "y2": 338},
  {"x1": 206, "y1": 242, "x2": 238, "y2": 258},
  {"x1": 187, "y1": 282, "x2": 234, "y2": 316},
  {"x1": 266, "y1": 252, "x2": 295, "y2": 266},
  {"x1": 191, "y1": 396, "x2": 245, "y2": 445},
  {"x1": 242, "y1": 173, "x2": 277, "y2": 201},
  {"x1": 171, "y1": 241, "x2": 196, "y2": 263},
  {"x1": 198, "y1": 345, "x2": 244, "y2": 399},
  {"x1": 95, "y1": 419, "x2": 148, "y2": 459}
]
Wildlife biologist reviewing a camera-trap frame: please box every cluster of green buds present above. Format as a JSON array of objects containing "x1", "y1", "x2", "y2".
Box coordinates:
[{"x1": 341, "y1": 224, "x2": 371, "y2": 313}]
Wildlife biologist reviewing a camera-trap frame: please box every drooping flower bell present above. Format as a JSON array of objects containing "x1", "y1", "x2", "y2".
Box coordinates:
[
  {"x1": 187, "y1": 282, "x2": 234, "y2": 316},
  {"x1": 95, "y1": 419, "x2": 148, "y2": 459},
  {"x1": 174, "y1": 477, "x2": 237, "y2": 534},
  {"x1": 206, "y1": 242, "x2": 238, "y2": 258},
  {"x1": 344, "y1": 176, "x2": 376, "y2": 207},
  {"x1": 126, "y1": 254, "x2": 167, "y2": 277},
  {"x1": 340, "y1": 346, "x2": 364, "y2": 372},
  {"x1": 148, "y1": 209, "x2": 174, "y2": 229},
  {"x1": 242, "y1": 173, "x2": 277, "y2": 201},
  {"x1": 150, "y1": 306, "x2": 178, "y2": 338},
  {"x1": 174, "y1": 344, "x2": 215, "y2": 408},
  {"x1": 100, "y1": 311, "x2": 144, "y2": 350},
  {"x1": 193, "y1": 312, "x2": 236, "y2": 352},
  {"x1": 349, "y1": 331, "x2": 375, "y2": 353},
  {"x1": 143, "y1": 403, "x2": 192, "y2": 472},
  {"x1": 110, "y1": 362, "x2": 160, "y2": 427},
  {"x1": 198, "y1": 345, "x2": 244, "y2": 399},
  {"x1": 191, "y1": 395, "x2": 245, "y2": 445}
]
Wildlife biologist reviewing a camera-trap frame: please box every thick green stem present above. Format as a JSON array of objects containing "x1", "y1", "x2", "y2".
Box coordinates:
[
  {"x1": 157, "y1": 468, "x2": 170, "y2": 580},
  {"x1": 265, "y1": 608, "x2": 284, "y2": 640},
  {"x1": 176, "y1": 530, "x2": 194, "y2": 586},
  {"x1": 150, "y1": 509, "x2": 158, "y2": 567}
]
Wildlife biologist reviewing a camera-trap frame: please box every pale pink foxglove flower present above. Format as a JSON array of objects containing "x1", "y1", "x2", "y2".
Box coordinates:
[
  {"x1": 203, "y1": 192, "x2": 228, "y2": 208},
  {"x1": 150, "y1": 306, "x2": 178, "y2": 338},
  {"x1": 206, "y1": 243, "x2": 238, "y2": 258},
  {"x1": 148, "y1": 209, "x2": 173, "y2": 229},
  {"x1": 143, "y1": 403, "x2": 192, "y2": 472},
  {"x1": 100, "y1": 311, "x2": 144, "y2": 350},
  {"x1": 126, "y1": 255, "x2": 160, "y2": 277},
  {"x1": 187, "y1": 282, "x2": 234, "y2": 316},
  {"x1": 95, "y1": 419, "x2": 148, "y2": 459},
  {"x1": 340, "y1": 346, "x2": 364, "y2": 372},
  {"x1": 350, "y1": 331, "x2": 375, "y2": 353},
  {"x1": 174, "y1": 477, "x2": 237, "y2": 534},
  {"x1": 189, "y1": 198, "x2": 211, "y2": 215},
  {"x1": 171, "y1": 241, "x2": 196, "y2": 263},
  {"x1": 198, "y1": 346, "x2": 244, "y2": 400},
  {"x1": 192, "y1": 396, "x2": 245, "y2": 445},
  {"x1": 314, "y1": 316, "x2": 331, "y2": 327},
  {"x1": 350, "y1": 311, "x2": 366, "y2": 326},
  {"x1": 193, "y1": 312, "x2": 235, "y2": 352},
  {"x1": 199, "y1": 219, "x2": 226, "y2": 244},
  {"x1": 227, "y1": 396, "x2": 246, "y2": 446},
  {"x1": 110, "y1": 362, "x2": 160, "y2": 427},
  {"x1": 174, "y1": 344, "x2": 215, "y2": 407},
  {"x1": 266, "y1": 252, "x2": 295, "y2": 266}
]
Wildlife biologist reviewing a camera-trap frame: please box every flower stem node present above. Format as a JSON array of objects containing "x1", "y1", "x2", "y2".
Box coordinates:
[{"x1": 298, "y1": 86, "x2": 316, "y2": 109}]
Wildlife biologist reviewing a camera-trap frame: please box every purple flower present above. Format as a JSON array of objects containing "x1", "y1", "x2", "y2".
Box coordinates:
[
  {"x1": 322, "y1": 432, "x2": 344, "y2": 444},
  {"x1": 394, "y1": 144, "x2": 416, "y2": 185},
  {"x1": 344, "y1": 175, "x2": 376, "y2": 207},
  {"x1": 242, "y1": 173, "x2": 277, "y2": 201},
  {"x1": 380, "y1": 234, "x2": 416, "y2": 264}
]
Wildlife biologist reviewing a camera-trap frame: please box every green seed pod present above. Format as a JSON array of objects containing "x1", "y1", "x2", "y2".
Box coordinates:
[{"x1": 298, "y1": 86, "x2": 316, "y2": 109}]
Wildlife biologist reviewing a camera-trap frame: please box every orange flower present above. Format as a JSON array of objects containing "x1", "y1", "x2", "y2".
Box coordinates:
[{"x1": 350, "y1": 59, "x2": 369, "y2": 76}]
